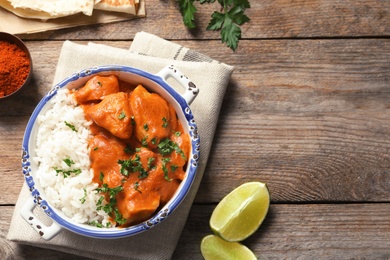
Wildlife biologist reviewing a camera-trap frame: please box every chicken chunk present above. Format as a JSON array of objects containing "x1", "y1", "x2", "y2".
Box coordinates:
[
  {"x1": 129, "y1": 85, "x2": 172, "y2": 147},
  {"x1": 87, "y1": 92, "x2": 133, "y2": 139},
  {"x1": 73, "y1": 75, "x2": 119, "y2": 103}
]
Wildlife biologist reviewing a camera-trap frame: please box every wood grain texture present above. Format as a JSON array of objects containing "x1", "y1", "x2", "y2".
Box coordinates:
[
  {"x1": 16, "y1": 0, "x2": 390, "y2": 41},
  {"x1": 1, "y1": 39, "x2": 389, "y2": 204},
  {"x1": 1, "y1": 0, "x2": 390, "y2": 258},
  {"x1": 2, "y1": 204, "x2": 390, "y2": 259}
]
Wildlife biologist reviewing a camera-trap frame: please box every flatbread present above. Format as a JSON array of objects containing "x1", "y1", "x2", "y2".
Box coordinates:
[
  {"x1": 1, "y1": 0, "x2": 95, "y2": 19},
  {"x1": 94, "y1": 0, "x2": 138, "y2": 15},
  {"x1": 0, "y1": 0, "x2": 61, "y2": 19}
]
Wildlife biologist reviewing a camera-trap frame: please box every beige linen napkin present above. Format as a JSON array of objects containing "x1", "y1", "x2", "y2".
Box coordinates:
[{"x1": 7, "y1": 31, "x2": 233, "y2": 259}]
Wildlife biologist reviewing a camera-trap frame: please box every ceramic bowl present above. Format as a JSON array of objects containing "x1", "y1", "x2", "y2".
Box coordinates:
[
  {"x1": 21, "y1": 65, "x2": 200, "y2": 240},
  {"x1": 0, "y1": 32, "x2": 32, "y2": 100}
]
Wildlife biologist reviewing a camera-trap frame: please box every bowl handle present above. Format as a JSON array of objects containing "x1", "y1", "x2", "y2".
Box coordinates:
[
  {"x1": 156, "y1": 65, "x2": 199, "y2": 105},
  {"x1": 20, "y1": 198, "x2": 62, "y2": 240}
]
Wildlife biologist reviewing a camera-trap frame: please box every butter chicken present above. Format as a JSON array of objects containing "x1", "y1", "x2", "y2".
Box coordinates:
[{"x1": 72, "y1": 74, "x2": 190, "y2": 227}]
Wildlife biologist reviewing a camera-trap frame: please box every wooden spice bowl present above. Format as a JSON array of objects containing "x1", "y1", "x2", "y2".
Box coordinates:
[{"x1": 0, "y1": 32, "x2": 32, "y2": 100}]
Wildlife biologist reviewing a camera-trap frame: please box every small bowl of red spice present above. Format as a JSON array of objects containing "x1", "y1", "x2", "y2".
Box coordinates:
[{"x1": 0, "y1": 32, "x2": 32, "y2": 100}]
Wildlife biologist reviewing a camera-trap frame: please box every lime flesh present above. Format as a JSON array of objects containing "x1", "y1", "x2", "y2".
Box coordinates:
[
  {"x1": 200, "y1": 234, "x2": 257, "y2": 260},
  {"x1": 210, "y1": 182, "x2": 270, "y2": 242}
]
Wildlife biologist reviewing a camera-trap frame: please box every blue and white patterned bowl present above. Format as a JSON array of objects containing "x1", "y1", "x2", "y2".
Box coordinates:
[{"x1": 21, "y1": 65, "x2": 200, "y2": 240}]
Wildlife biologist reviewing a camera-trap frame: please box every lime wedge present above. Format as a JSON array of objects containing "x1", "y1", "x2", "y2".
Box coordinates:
[
  {"x1": 200, "y1": 234, "x2": 257, "y2": 260},
  {"x1": 210, "y1": 181, "x2": 270, "y2": 242}
]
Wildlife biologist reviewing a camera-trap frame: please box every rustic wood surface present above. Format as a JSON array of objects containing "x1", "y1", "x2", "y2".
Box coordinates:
[{"x1": 1, "y1": 0, "x2": 390, "y2": 259}]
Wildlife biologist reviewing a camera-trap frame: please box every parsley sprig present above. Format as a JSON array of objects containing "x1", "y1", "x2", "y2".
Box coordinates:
[{"x1": 177, "y1": 0, "x2": 251, "y2": 51}]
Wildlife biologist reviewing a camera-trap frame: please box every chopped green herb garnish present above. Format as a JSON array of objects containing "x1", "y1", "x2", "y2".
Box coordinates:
[
  {"x1": 118, "y1": 154, "x2": 148, "y2": 179},
  {"x1": 95, "y1": 184, "x2": 126, "y2": 225},
  {"x1": 141, "y1": 136, "x2": 148, "y2": 147},
  {"x1": 96, "y1": 196, "x2": 104, "y2": 206},
  {"x1": 99, "y1": 172, "x2": 104, "y2": 182},
  {"x1": 151, "y1": 137, "x2": 158, "y2": 145},
  {"x1": 124, "y1": 143, "x2": 132, "y2": 154},
  {"x1": 80, "y1": 188, "x2": 87, "y2": 204},
  {"x1": 147, "y1": 157, "x2": 155, "y2": 169},
  {"x1": 171, "y1": 165, "x2": 179, "y2": 172},
  {"x1": 97, "y1": 81, "x2": 102, "y2": 87},
  {"x1": 134, "y1": 181, "x2": 142, "y2": 193},
  {"x1": 143, "y1": 123, "x2": 149, "y2": 131},
  {"x1": 162, "y1": 117, "x2": 168, "y2": 128},
  {"x1": 118, "y1": 111, "x2": 126, "y2": 120},
  {"x1": 94, "y1": 147, "x2": 99, "y2": 151},
  {"x1": 113, "y1": 208, "x2": 127, "y2": 225},
  {"x1": 158, "y1": 138, "x2": 186, "y2": 159},
  {"x1": 162, "y1": 157, "x2": 172, "y2": 181},
  {"x1": 54, "y1": 167, "x2": 81, "y2": 178},
  {"x1": 64, "y1": 121, "x2": 77, "y2": 132},
  {"x1": 96, "y1": 184, "x2": 123, "y2": 199},
  {"x1": 88, "y1": 221, "x2": 103, "y2": 228},
  {"x1": 131, "y1": 116, "x2": 135, "y2": 126},
  {"x1": 175, "y1": 131, "x2": 181, "y2": 137},
  {"x1": 54, "y1": 157, "x2": 81, "y2": 178},
  {"x1": 63, "y1": 157, "x2": 75, "y2": 167}
]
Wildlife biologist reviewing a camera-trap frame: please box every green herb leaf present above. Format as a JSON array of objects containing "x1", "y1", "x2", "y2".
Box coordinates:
[
  {"x1": 64, "y1": 121, "x2": 77, "y2": 132},
  {"x1": 177, "y1": 0, "x2": 250, "y2": 51},
  {"x1": 124, "y1": 143, "x2": 132, "y2": 154},
  {"x1": 96, "y1": 196, "x2": 104, "y2": 207},
  {"x1": 63, "y1": 157, "x2": 75, "y2": 167},
  {"x1": 79, "y1": 188, "x2": 87, "y2": 204},
  {"x1": 88, "y1": 221, "x2": 103, "y2": 228},
  {"x1": 95, "y1": 184, "x2": 126, "y2": 225},
  {"x1": 162, "y1": 117, "x2": 168, "y2": 128},
  {"x1": 147, "y1": 157, "x2": 155, "y2": 169},
  {"x1": 177, "y1": 0, "x2": 197, "y2": 29},
  {"x1": 113, "y1": 208, "x2": 127, "y2": 225},
  {"x1": 207, "y1": 5, "x2": 250, "y2": 51},
  {"x1": 118, "y1": 154, "x2": 149, "y2": 179},
  {"x1": 171, "y1": 164, "x2": 179, "y2": 172},
  {"x1": 54, "y1": 167, "x2": 81, "y2": 178},
  {"x1": 134, "y1": 181, "x2": 142, "y2": 193},
  {"x1": 162, "y1": 157, "x2": 173, "y2": 182},
  {"x1": 158, "y1": 138, "x2": 186, "y2": 159},
  {"x1": 141, "y1": 136, "x2": 148, "y2": 147},
  {"x1": 118, "y1": 111, "x2": 126, "y2": 120}
]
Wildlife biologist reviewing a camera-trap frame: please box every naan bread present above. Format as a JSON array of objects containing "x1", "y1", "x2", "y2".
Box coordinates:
[
  {"x1": 4, "y1": 0, "x2": 95, "y2": 19},
  {"x1": 0, "y1": 0, "x2": 59, "y2": 19},
  {"x1": 94, "y1": 0, "x2": 138, "y2": 15}
]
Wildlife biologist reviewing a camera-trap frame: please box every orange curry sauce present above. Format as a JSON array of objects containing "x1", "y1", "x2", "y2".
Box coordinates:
[{"x1": 72, "y1": 75, "x2": 190, "y2": 227}]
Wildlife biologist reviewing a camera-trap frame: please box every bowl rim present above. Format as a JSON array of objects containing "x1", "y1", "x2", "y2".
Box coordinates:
[
  {"x1": 0, "y1": 32, "x2": 33, "y2": 100},
  {"x1": 22, "y1": 65, "x2": 200, "y2": 239}
]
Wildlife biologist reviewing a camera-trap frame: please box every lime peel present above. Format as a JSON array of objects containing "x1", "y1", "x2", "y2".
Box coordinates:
[
  {"x1": 200, "y1": 234, "x2": 257, "y2": 260},
  {"x1": 209, "y1": 181, "x2": 270, "y2": 242}
]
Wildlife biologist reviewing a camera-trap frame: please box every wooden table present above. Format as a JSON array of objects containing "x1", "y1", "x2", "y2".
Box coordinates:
[{"x1": 1, "y1": 0, "x2": 390, "y2": 259}]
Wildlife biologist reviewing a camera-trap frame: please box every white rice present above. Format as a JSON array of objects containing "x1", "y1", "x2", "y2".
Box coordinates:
[{"x1": 33, "y1": 88, "x2": 111, "y2": 226}]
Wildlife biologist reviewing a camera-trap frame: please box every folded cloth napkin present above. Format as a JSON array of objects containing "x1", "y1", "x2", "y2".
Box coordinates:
[{"x1": 7, "y1": 31, "x2": 234, "y2": 259}]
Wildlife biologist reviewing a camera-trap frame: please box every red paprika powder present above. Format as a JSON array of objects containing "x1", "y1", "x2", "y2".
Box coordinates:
[{"x1": 0, "y1": 40, "x2": 30, "y2": 97}]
